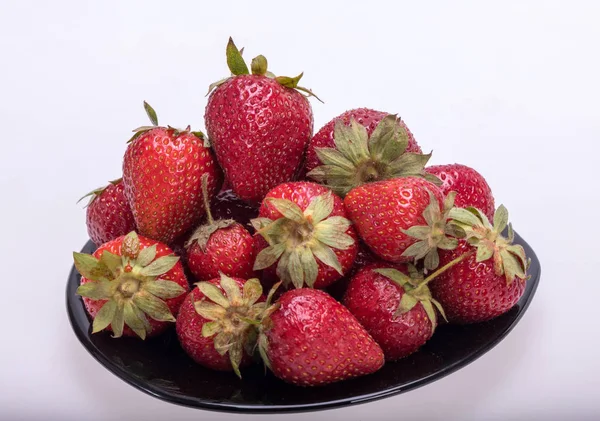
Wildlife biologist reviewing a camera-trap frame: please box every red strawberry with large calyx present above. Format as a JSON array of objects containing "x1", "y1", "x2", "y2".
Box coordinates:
[
  {"x1": 431, "y1": 205, "x2": 530, "y2": 323},
  {"x1": 344, "y1": 177, "x2": 445, "y2": 263},
  {"x1": 79, "y1": 178, "x2": 136, "y2": 246},
  {"x1": 74, "y1": 231, "x2": 189, "y2": 339},
  {"x1": 306, "y1": 114, "x2": 437, "y2": 197},
  {"x1": 205, "y1": 38, "x2": 318, "y2": 204},
  {"x1": 256, "y1": 288, "x2": 385, "y2": 386},
  {"x1": 304, "y1": 108, "x2": 422, "y2": 177},
  {"x1": 123, "y1": 102, "x2": 221, "y2": 244},
  {"x1": 252, "y1": 182, "x2": 358, "y2": 289},
  {"x1": 176, "y1": 274, "x2": 265, "y2": 377},
  {"x1": 186, "y1": 174, "x2": 256, "y2": 281},
  {"x1": 426, "y1": 164, "x2": 495, "y2": 221},
  {"x1": 344, "y1": 263, "x2": 447, "y2": 361}
]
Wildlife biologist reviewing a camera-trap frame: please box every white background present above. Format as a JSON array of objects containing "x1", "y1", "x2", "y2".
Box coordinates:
[{"x1": 1, "y1": 1, "x2": 598, "y2": 420}]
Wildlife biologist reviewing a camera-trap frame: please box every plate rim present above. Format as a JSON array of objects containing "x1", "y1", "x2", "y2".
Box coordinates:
[{"x1": 66, "y1": 233, "x2": 541, "y2": 414}]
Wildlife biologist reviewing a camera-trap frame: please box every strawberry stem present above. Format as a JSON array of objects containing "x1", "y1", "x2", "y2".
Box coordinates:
[
  {"x1": 421, "y1": 249, "x2": 476, "y2": 286},
  {"x1": 201, "y1": 174, "x2": 214, "y2": 225}
]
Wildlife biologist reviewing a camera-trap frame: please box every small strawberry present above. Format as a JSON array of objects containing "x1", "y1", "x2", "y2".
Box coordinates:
[
  {"x1": 306, "y1": 114, "x2": 437, "y2": 197},
  {"x1": 176, "y1": 274, "x2": 265, "y2": 377},
  {"x1": 256, "y1": 288, "x2": 385, "y2": 386},
  {"x1": 344, "y1": 263, "x2": 446, "y2": 361},
  {"x1": 186, "y1": 175, "x2": 256, "y2": 281},
  {"x1": 430, "y1": 205, "x2": 530, "y2": 323},
  {"x1": 205, "y1": 38, "x2": 318, "y2": 203},
  {"x1": 252, "y1": 182, "x2": 358, "y2": 289},
  {"x1": 74, "y1": 231, "x2": 189, "y2": 339},
  {"x1": 123, "y1": 102, "x2": 221, "y2": 244},
  {"x1": 426, "y1": 164, "x2": 495, "y2": 221},
  {"x1": 79, "y1": 178, "x2": 136, "y2": 246},
  {"x1": 304, "y1": 108, "x2": 422, "y2": 177},
  {"x1": 344, "y1": 177, "x2": 445, "y2": 263}
]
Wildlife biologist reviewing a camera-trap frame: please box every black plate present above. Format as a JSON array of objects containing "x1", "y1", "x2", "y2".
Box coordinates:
[{"x1": 66, "y1": 232, "x2": 540, "y2": 413}]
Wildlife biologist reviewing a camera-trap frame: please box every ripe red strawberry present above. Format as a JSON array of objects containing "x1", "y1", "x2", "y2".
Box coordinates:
[
  {"x1": 205, "y1": 38, "x2": 317, "y2": 204},
  {"x1": 304, "y1": 108, "x2": 422, "y2": 177},
  {"x1": 344, "y1": 264, "x2": 445, "y2": 361},
  {"x1": 306, "y1": 113, "x2": 436, "y2": 197},
  {"x1": 252, "y1": 182, "x2": 358, "y2": 289},
  {"x1": 430, "y1": 206, "x2": 529, "y2": 323},
  {"x1": 80, "y1": 178, "x2": 136, "y2": 246},
  {"x1": 176, "y1": 274, "x2": 265, "y2": 376},
  {"x1": 186, "y1": 175, "x2": 256, "y2": 281},
  {"x1": 344, "y1": 177, "x2": 444, "y2": 263},
  {"x1": 74, "y1": 231, "x2": 189, "y2": 339},
  {"x1": 123, "y1": 102, "x2": 221, "y2": 244},
  {"x1": 257, "y1": 288, "x2": 384, "y2": 386},
  {"x1": 426, "y1": 164, "x2": 495, "y2": 221}
]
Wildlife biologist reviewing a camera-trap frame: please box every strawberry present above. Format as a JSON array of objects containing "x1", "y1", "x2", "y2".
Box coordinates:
[
  {"x1": 252, "y1": 182, "x2": 358, "y2": 289},
  {"x1": 430, "y1": 205, "x2": 530, "y2": 323},
  {"x1": 256, "y1": 288, "x2": 384, "y2": 386},
  {"x1": 306, "y1": 113, "x2": 437, "y2": 197},
  {"x1": 74, "y1": 231, "x2": 189, "y2": 339},
  {"x1": 123, "y1": 102, "x2": 221, "y2": 244},
  {"x1": 176, "y1": 274, "x2": 265, "y2": 377},
  {"x1": 205, "y1": 38, "x2": 318, "y2": 204},
  {"x1": 344, "y1": 177, "x2": 445, "y2": 263},
  {"x1": 426, "y1": 163, "x2": 495, "y2": 221},
  {"x1": 344, "y1": 263, "x2": 446, "y2": 361},
  {"x1": 304, "y1": 108, "x2": 422, "y2": 177},
  {"x1": 186, "y1": 175, "x2": 256, "y2": 281},
  {"x1": 79, "y1": 178, "x2": 136, "y2": 246}
]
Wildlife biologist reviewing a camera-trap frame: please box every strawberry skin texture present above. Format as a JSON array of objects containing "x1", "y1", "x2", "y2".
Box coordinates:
[
  {"x1": 430, "y1": 240, "x2": 526, "y2": 324},
  {"x1": 264, "y1": 289, "x2": 384, "y2": 386},
  {"x1": 344, "y1": 264, "x2": 433, "y2": 361},
  {"x1": 86, "y1": 180, "x2": 136, "y2": 246},
  {"x1": 123, "y1": 127, "x2": 221, "y2": 244},
  {"x1": 187, "y1": 223, "x2": 256, "y2": 281},
  {"x1": 80, "y1": 235, "x2": 189, "y2": 337},
  {"x1": 426, "y1": 164, "x2": 495, "y2": 221},
  {"x1": 205, "y1": 75, "x2": 313, "y2": 204},
  {"x1": 256, "y1": 182, "x2": 358, "y2": 289},
  {"x1": 344, "y1": 177, "x2": 444, "y2": 263},
  {"x1": 303, "y1": 108, "x2": 422, "y2": 176},
  {"x1": 176, "y1": 279, "x2": 258, "y2": 371}
]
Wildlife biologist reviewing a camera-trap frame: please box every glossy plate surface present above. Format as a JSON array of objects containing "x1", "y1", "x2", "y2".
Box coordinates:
[{"x1": 66, "y1": 233, "x2": 540, "y2": 413}]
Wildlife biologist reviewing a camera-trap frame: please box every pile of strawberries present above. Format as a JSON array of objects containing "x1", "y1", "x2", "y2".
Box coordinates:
[{"x1": 73, "y1": 38, "x2": 530, "y2": 387}]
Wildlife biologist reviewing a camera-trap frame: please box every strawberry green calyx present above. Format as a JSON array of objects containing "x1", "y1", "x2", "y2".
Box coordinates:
[
  {"x1": 193, "y1": 274, "x2": 266, "y2": 378},
  {"x1": 374, "y1": 266, "x2": 447, "y2": 332},
  {"x1": 207, "y1": 37, "x2": 323, "y2": 102},
  {"x1": 185, "y1": 174, "x2": 235, "y2": 252},
  {"x1": 77, "y1": 178, "x2": 123, "y2": 207},
  {"x1": 251, "y1": 192, "x2": 355, "y2": 289},
  {"x1": 74, "y1": 231, "x2": 186, "y2": 339},
  {"x1": 402, "y1": 191, "x2": 462, "y2": 271},
  {"x1": 307, "y1": 115, "x2": 440, "y2": 197},
  {"x1": 255, "y1": 282, "x2": 283, "y2": 370},
  {"x1": 128, "y1": 102, "x2": 206, "y2": 145},
  {"x1": 448, "y1": 205, "x2": 530, "y2": 284}
]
